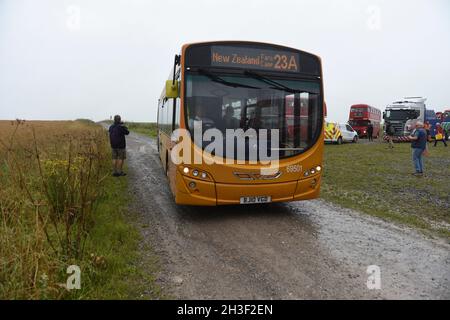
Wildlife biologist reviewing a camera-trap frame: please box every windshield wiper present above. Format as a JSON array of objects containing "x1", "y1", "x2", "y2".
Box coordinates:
[
  {"x1": 198, "y1": 69, "x2": 260, "y2": 90},
  {"x1": 244, "y1": 70, "x2": 301, "y2": 93}
]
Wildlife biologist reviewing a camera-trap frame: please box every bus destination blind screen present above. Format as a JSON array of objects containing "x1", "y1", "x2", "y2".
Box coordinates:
[{"x1": 211, "y1": 46, "x2": 300, "y2": 72}]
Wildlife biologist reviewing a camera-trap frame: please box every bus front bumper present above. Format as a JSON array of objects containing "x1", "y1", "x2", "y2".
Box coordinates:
[{"x1": 175, "y1": 171, "x2": 321, "y2": 206}]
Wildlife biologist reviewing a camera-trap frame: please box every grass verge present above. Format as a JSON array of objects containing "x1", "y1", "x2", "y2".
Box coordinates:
[
  {"x1": 69, "y1": 171, "x2": 163, "y2": 299},
  {"x1": 0, "y1": 120, "x2": 162, "y2": 299},
  {"x1": 321, "y1": 140, "x2": 450, "y2": 239}
]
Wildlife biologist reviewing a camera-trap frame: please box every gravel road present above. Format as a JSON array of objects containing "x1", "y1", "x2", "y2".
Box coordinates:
[{"x1": 123, "y1": 131, "x2": 449, "y2": 299}]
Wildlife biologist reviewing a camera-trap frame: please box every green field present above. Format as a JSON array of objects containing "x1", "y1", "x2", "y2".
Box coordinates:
[
  {"x1": 321, "y1": 140, "x2": 450, "y2": 238},
  {"x1": 126, "y1": 122, "x2": 157, "y2": 137}
]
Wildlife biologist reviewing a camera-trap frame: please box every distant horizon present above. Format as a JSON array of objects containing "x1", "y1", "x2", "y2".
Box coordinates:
[{"x1": 1, "y1": 96, "x2": 448, "y2": 124}]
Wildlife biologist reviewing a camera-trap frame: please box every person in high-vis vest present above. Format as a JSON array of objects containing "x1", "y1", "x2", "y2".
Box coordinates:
[{"x1": 434, "y1": 123, "x2": 448, "y2": 147}]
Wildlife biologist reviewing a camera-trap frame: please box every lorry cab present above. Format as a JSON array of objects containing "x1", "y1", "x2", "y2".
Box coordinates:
[{"x1": 383, "y1": 97, "x2": 426, "y2": 142}]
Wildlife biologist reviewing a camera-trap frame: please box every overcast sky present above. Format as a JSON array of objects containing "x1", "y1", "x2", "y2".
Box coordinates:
[{"x1": 1, "y1": 0, "x2": 449, "y2": 122}]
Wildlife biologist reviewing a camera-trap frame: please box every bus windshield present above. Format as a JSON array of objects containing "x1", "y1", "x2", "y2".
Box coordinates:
[
  {"x1": 350, "y1": 107, "x2": 367, "y2": 117},
  {"x1": 185, "y1": 72, "x2": 322, "y2": 159}
]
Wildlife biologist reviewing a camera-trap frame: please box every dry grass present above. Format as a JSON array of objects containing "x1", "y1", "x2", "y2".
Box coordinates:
[
  {"x1": 0, "y1": 120, "x2": 163, "y2": 300},
  {"x1": 0, "y1": 120, "x2": 110, "y2": 298}
]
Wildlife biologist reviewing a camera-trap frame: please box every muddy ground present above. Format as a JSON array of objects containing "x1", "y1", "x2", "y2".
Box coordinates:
[{"x1": 122, "y1": 131, "x2": 449, "y2": 299}]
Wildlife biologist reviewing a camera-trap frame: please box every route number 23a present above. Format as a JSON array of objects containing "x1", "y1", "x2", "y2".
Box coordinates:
[{"x1": 274, "y1": 54, "x2": 298, "y2": 71}]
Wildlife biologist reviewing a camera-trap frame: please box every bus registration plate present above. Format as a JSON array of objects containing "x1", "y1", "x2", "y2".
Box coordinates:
[{"x1": 240, "y1": 196, "x2": 272, "y2": 204}]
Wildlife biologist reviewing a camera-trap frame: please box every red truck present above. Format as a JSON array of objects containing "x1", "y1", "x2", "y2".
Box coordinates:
[{"x1": 348, "y1": 104, "x2": 381, "y2": 138}]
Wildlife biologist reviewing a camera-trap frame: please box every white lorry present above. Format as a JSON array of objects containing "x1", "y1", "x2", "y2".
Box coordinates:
[{"x1": 383, "y1": 97, "x2": 426, "y2": 142}]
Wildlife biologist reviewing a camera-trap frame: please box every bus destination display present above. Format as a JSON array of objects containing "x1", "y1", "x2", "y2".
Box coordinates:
[{"x1": 211, "y1": 46, "x2": 300, "y2": 72}]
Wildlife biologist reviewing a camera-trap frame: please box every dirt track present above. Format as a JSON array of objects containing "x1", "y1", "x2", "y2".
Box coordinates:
[{"x1": 123, "y1": 131, "x2": 449, "y2": 299}]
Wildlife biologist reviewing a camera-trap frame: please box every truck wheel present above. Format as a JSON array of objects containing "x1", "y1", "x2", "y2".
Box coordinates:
[
  {"x1": 337, "y1": 137, "x2": 343, "y2": 145},
  {"x1": 352, "y1": 136, "x2": 358, "y2": 143}
]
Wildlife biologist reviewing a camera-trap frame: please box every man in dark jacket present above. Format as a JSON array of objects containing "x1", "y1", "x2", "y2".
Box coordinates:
[
  {"x1": 367, "y1": 122, "x2": 374, "y2": 142},
  {"x1": 109, "y1": 115, "x2": 129, "y2": 177}
]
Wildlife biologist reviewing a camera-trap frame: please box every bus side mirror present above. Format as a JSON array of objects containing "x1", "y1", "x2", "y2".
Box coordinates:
[{"x1": 165, "y1": 80, "x2": 179, "y2": 98}]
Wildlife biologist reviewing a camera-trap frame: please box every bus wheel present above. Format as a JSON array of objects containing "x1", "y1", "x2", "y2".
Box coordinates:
[{"x1": 337, "y1": 137, "x2": 343, "y2": 145}]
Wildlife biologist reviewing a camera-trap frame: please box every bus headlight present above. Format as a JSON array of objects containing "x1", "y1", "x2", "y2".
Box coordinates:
[
  {"x1": 180, "y1": 166, "x2": 212, "y2": 181},
  {"x1": 303, "y1": 165, "x2": 322, "y2": 177}
]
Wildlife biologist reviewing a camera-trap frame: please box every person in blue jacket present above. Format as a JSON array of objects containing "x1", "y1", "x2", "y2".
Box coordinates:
[{"x1": 409, "y1": 121, "x2": 427, "y2": 176}]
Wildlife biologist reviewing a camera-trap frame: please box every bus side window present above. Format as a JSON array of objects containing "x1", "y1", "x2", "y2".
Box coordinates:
[
  {"x1": 166, "y1": 98, "x2": 174, "y2": 134},
  {"x1": 172, "y1": 71, "x2": 181, "y2": 131},
  {"x1": 160, "y1": 99, "x2": 165, "y2": 132},
  {"x1": 157, "y1": 100, "x2": 161, "y2": 129},
  {"x1": 161, "y1": 97, "x2": 171, "y2": 134},
  {"x1": 174, "y1": 98, "x2": 180, "y2": 130}
]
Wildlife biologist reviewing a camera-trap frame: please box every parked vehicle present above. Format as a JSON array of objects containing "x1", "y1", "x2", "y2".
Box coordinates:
[
  {"x1": 348, "y1": 104, "x2": 381, "y2": 138},
  {"x1": 424, "y1": 109, "x2": 438, "y2": 138},
  {"x1": 436, "y1": 110, "x2": 450, "y2": 122},
  {"x1": 383, "y1": 97, "x2": 426, "y2": 142},
  {"x1": 324, "y1": 122, "x2": 358, "y2": 144},
  {"x1": 436, "y1": 109, "x2": 450, "y2": 140},
  {"x1": 158, "y1": 41, "x2": 325, "y2": 205}
]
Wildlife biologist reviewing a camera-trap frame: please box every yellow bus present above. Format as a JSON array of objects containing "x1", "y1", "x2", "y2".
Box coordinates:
[{"x1": 158, "y1": 41, "x2": 324, "y2": 206}]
